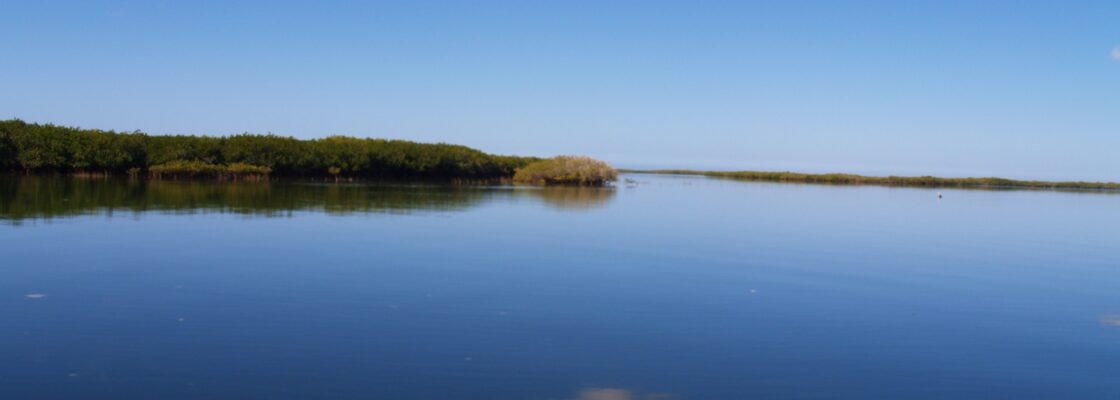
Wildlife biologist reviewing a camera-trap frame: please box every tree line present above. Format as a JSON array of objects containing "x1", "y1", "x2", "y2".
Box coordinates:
[{"x1": 0, "y1": 119, "x2": 537, "y2": 179}]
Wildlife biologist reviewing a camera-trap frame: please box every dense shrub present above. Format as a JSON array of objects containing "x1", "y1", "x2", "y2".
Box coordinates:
[
  {"x1": 513, "y1": 156, "x2": 617, "y2": 186},
  {"x1": 0, "y1": 128, "x2": 13, "y2": 171},
  {"x1": 149, "y1": 161, "x2": 272, "y2": 180},
  {"x1": 0, "y1": 119, "x2": 537, "y2": 180}
]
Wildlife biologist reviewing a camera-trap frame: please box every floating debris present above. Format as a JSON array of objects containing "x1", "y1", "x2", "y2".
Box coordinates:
[
  {"x1": 25, "y1": 293, "x2": 47, "y2": 299},
  {"x1": 177, "y1": 317, "x2": 186, "y2": 322}
]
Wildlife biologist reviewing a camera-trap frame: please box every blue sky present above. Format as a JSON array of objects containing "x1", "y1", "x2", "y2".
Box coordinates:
[{"x1": 3, "y1": 1, "x2": 1118, "y2": 180}]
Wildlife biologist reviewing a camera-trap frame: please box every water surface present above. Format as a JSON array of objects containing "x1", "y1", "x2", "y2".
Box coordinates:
[{"x1": 2, "y1": 174, "x2": 1118, "y2": 399}]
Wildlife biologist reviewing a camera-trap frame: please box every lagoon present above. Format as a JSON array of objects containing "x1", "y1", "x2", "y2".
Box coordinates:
[{"x1": 1, "y1": 174, "x2": 1118, "y2": 399}]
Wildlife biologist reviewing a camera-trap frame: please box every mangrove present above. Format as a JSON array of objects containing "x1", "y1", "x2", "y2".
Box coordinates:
[{"x1": 0, "y1": 119, "x2": 538, "y2": 181}]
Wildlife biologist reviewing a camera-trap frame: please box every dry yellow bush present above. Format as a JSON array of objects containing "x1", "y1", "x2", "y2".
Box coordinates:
[{"x1": 513, "y1": 156, "x2": 617, "y2": 186}]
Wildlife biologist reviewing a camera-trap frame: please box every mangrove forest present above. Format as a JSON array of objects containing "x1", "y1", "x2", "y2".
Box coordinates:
[{"x1": 0, "y1": 119, "x2": 538, "y2": 180}]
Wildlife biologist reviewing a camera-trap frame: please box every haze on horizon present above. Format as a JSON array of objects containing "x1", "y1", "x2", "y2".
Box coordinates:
[{"x1": 2, "y1": 1, "x2": 1118, "y2": 181}]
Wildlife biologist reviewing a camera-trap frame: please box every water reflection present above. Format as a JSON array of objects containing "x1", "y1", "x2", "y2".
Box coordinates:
[
  {"x1": 572, "y1": 388, "x2": 676, "y2": 400},
  {"x1": 576, "y1": 388, "x2": 634, "y2": 400},
  {"x1": 0, "y1": 177, "x2": 616, "y2": 223},
  {"x1": 525, "y1": 186, "x2": 617, "y2": 210}
]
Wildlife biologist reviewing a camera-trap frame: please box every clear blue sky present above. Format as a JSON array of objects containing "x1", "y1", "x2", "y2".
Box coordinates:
[{"x1": 3, "y1": 1, "x2": 1118, "y2": 180}]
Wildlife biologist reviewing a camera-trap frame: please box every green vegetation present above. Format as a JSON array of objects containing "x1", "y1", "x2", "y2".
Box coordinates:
[
  {"x1": 628, "y1": 169, "x2": 1120, "y2": 191},
  {"x1": 148, "y1": 161, "x2": 272, "y2": 181},
  {"x1": 513, "y1": 156, "x2": 618, "y2": 186},
  {"x1": 0, "y1": 119, "x2": 537, "y2": 180}
]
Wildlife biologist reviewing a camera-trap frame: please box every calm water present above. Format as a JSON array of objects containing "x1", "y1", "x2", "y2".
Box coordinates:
[{"x1": 2, "y1": 174, "x2": 1118, "y2": 399}]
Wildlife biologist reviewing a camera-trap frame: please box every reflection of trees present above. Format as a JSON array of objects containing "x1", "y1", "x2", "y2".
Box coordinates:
[
  {"x1": 520, "y1": 186, "x2": 616, "y2": 210},
  {"x1": 0, "y1": 177, "x2": 483, "y2": 222},
  {"x1": 575, "y1": 388, "x2": 634, "y2": 400},
  {"x1": 572, "y1": 387, "x2": 675, "y2": 400},
  {"x1": 0, "y1": 177, "x2": 616, "y2": 223}
]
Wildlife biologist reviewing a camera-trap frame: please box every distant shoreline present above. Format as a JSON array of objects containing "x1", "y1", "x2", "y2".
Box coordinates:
[{"x1": 622, "y1": 169, "x2": 1120, "y2": 192}]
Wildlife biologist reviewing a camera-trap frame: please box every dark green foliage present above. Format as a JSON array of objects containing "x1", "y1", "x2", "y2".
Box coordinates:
[
  {"x1": 149, "y1": 161, "x2": 272, "y2": 181},
  {"x1": 221, "y1": 134, "x2": 304, "y2": 174},
  {"x1": 630, "y1": 170, "x2": 1120, "y2": 191},
  {"x1": 0, "y1": 120, "x2": 537, "y2": 180},
  {"x1": 146, "y1": 135, "x2": 224, "y2": 166},
  {"x1": 6, "y1": 120, "x2": 71, "y2": 173},
  {"x1": 0, "y1": 124, "x2": 14, "y2": 171}
]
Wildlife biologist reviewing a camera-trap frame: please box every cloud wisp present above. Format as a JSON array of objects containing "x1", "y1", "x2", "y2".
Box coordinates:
[{"x1": 1112, "y1": 46, "x2": 1120, "y2": 61}]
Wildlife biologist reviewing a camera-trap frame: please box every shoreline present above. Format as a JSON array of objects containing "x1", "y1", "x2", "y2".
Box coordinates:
[{"x1": 622, "y1": 169, "x2": 1120, "y2": 192}]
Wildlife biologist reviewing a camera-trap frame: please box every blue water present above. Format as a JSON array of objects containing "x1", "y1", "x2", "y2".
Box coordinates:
[{"x1": 2, "y1": 174, "x2": 1118, "y2": 399}]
